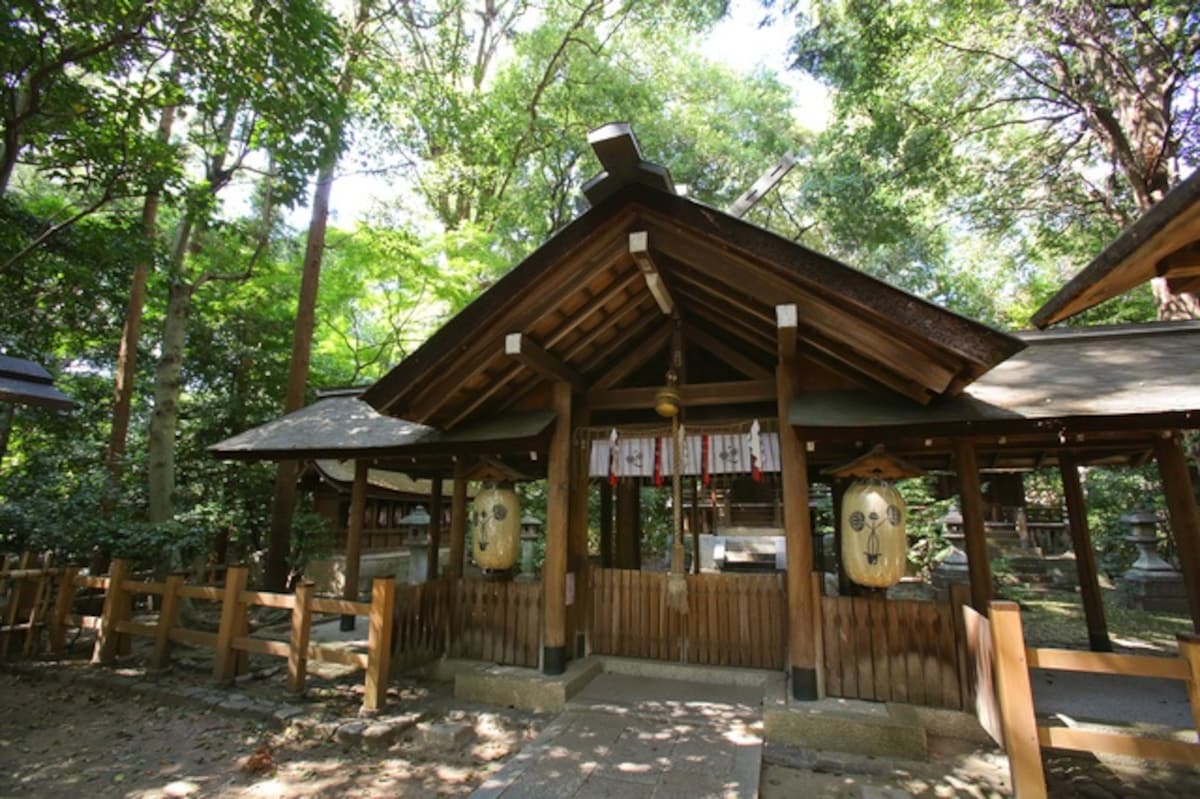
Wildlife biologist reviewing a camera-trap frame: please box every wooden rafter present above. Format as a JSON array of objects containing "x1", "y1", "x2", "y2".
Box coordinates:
[
  {"x1": 592, "y1": 322, "x2": 674, "y2": 389},
  {"x1": 777, "y1": 304, "x2": 797, "y2": 362},
  {"x1": 629, "y1": 231, "x2": 678, "y2": 317},
  {"x1": 681, "y1": 322, "x2": 772, "y2": 380},
  {"x1": 587, "y1": 379, "x2": 776, "y2": 411},
  {"x1": 505, "y1": 333, "x2": 586, "y2": 393}
]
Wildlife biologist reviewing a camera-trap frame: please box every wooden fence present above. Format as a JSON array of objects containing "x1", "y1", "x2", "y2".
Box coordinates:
[
  {"x1": 448, "y1": 579, "x2": 541, "y2": 668},
  {"x1": 984, "y1": 600, "x2": 1200, "y2": 798},
  {"x1": 819, "y1": 584, "x2": 970, "y2": 710},
  {"x1": 392, "y1": 578, "x2": 450, "y2": 671},
  {"x1": 1, "y1": 555, "x2": 396, "y2": 711},
  {"x1": 589, "y1": 568, "x2": 787, "y2": 670}
]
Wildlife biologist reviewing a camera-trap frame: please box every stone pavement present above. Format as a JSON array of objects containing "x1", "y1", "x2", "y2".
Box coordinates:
[{"x1": 470, "y1": 673, "x2": 764, "y2": 799}]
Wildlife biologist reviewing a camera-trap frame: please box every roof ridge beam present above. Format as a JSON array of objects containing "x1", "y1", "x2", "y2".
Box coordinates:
[{"x1": 629, "y1": 231, "x2": 678, "y2": 318}]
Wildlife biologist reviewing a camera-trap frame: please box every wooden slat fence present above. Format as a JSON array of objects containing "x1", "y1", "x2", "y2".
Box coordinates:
[
  {"x1": 820, "y1": 585, "x2": 969, "y2": 710},
  {"x1": 589, "y1": 568, "x2": 786, "y2": 670},
  {"x1": 392, "y1": 578, "x2": 450, "y2": 671},
  {"x1": 448, "y1": 579, "x2": 541, "y2": 668}
]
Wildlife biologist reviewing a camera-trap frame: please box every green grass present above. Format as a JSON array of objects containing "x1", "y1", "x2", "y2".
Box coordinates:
[{"x1": 998, "y1": 586, "x2": 1192, "y2": 655}]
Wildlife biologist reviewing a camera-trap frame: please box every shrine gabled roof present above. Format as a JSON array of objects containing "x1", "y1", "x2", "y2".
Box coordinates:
[
  {"x1": 1033, "y1": 169, "x2": 1200, "y2": 327},
  {"x1": 363, "y1": 180, "x2": 1024, "y2": 429}
]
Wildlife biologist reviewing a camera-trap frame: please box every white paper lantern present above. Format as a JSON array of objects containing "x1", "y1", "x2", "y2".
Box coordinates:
[
  {"x1": 841, "y1": 478, "x2": 907, "y2": 588},
  {"x1": 472, "y1": 481, "x2": 520, "y2": 570}
]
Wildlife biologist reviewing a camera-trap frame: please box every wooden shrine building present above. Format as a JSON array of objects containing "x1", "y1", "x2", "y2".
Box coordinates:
[{"x1": 213, "y1": 125, "x2": 1200, "y2": 705}]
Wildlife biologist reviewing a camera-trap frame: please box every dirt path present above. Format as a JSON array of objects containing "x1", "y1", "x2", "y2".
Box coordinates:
[{"x1": 0, "y1": 671, "x2": 545, "y2": 798}]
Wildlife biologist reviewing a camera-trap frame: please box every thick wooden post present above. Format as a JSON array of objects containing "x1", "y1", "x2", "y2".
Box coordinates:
[
  {"x1": 448, "y1": 461, "x2": 468, "y2": 581},
  {"x1": 543, "y1": 381, "x2": 572, "y2": 675},
  {"x1": 342, "y1": 459, "x2": 369, "y2": 631},
  {"x1": 568, "y1": 405, "x2": 591, "y2": 658},
  {"x1": 48, "y1": 567, "x2": 78, "y2": 656},
  {"x1": 956, "y1": 441, "x2": 993, "y2": 612},
  {"x1": 599, "y1": 480, "x2": 614, "y2": 568},
  {"x1": 615, "y1": 477, "x2": 641, "y2": 569},
  {"x1": 213, "y1": 565, "x2": 249, "y2": 684},
  {"x1": 989, "y1": 601, "x2": 1047, "y2": 798},
  {"x1": 288, "y1": 580, "x2": 314, "y2": 694},
  {"x1": 363, "y1": 576, "x2": 395, "y2": 711},
  {"x1": 92, "y1": 558, "x2": 132, "y2": 665},
  {"x1": 776, "y1": 350, "x2": 817, "y2": 697},
  {"x1": 426, "y1": 478, "x2": 444, "y2": 582},
  {"x1": 1155, "y1": 433, "x2": 1200, "y2": 632},
  {"x1": 151, "y1": 573, "x2": 185, "y2": 669},
  {"x1": 1058, "y1": 452, "x2": 1111, "y2": 652}
]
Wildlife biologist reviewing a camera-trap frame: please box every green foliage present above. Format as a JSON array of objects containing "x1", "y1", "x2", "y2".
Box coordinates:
[
  {"x1": 896, "y1": 477, "x2": 954, "y2": 575},
  {"x1": 288, "y1": 507, "x2": 334, "y2": 579}
]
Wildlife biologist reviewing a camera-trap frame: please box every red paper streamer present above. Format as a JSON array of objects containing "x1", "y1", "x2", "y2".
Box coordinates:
[
  {"x1": 654, "y1": 437, "x2": 663, "y2": 487},
  {"x1": 701, "y1": 435, "x2": 710, "y2": 486}
]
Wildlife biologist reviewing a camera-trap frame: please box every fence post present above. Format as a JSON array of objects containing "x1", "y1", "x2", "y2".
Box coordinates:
[
  {"x1": 288, "y1": 581, "x2": 314, "y2": 694},
  {"x1": 213, "y1": 566, "x2": 249, "y2": 684},
  {"x1": 950, "y1": 582, "x2": 972, "y2": 710},
  {"x1": 1178, "y1": 633, "x2": 1200, "y2": 738},
  {"x1": 151, "y1": 573, "x2": 185, "y2": 669},
  {"x1": 23, "y1": 553, "x2": 55, "y2": 657},
  {"x1": 48, "y1": 567, "x2": 78, "y2": 656},
  {"x1": 989, "y1": 601, "x2": 1046, "y2": 799},
  {"x1": 364, "y1": 576, "x2": 396, "y2": 712},
  {"x1": 810, "y1": 571, "x2": 825, "y2": 698},
  {"x1": 92, "y1": 558, "x2": 132, "y2": 665}
]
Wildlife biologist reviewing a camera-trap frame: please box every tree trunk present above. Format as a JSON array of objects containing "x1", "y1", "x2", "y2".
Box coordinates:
[
  {"x1": 146, "y1": 217, "x2": 195, "y2": 524},
  {"x1": 0, "y1": 403, "x2": 15, "y2": 466},
  {"x1": 264, "y1": 0, "x2": 372, "y2": 591},
  {"x1": 106, "y1": 104, "x2": 176, "y2": 476}
]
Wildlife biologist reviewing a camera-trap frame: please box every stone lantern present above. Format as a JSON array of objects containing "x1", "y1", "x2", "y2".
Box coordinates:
[
  {"x1": 932, "y1": 506, "x2": 969, "y2": 596},
  {"x1": 397, "y1": 505, "x2": 431, "y2": 584},
  {"x1": 1119, "y1": 508, "x2": 1187, "y2": 613},
  {"x1": 518, "y1": 514, "x2": 543, "y2": 580}
]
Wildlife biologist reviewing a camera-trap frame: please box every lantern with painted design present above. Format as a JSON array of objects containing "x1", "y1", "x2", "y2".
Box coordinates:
[
  {"x1": 840, "y1": 477, "x2": 907, "y2": 588},
  {"x1": 471, "y1": 481, "x2": 520, "y2": 571}
]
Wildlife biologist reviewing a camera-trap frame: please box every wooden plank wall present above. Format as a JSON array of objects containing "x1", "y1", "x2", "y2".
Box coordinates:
[
  {"x1": 448, "y1": 579, "x2": 541, "y2": 668},
  {"x1": 820, "y1": 594, "x2": 966, "y2": 710},
  {"x1": 589, "y1": 568, "x2": 787, "y2": 670},
  {"x1": 391, "y1": 578, "x2": 450, "y2": 671}
]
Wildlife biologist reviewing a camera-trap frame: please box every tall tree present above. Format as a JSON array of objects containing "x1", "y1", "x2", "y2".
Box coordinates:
[{"x1": 779, "y1": 0, "x2": 1200, "y2": 322}]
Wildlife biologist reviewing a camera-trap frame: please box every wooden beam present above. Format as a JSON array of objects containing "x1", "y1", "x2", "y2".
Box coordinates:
[
  {"x1": 956, "y1": 440, "x2": 993, "y2": 612},
  {"x1": 341, "y1": 459, "x2": 369, "y2": 630},
  {"x1": 591, "y1": 321, "x2": 673, "y2": 390},
  {"x1": 684, "y1": 322, "x2": 773, "y2": 380},
  {"x1": 1059, "y1": 451, "x2": 1112, "y2": 652},
  {"x1": 1154, "y1": 433, "x2": 1200, "y2": 632},
  {"x1": 543, "y1": 382, "x2": 572, "y2": 674},
  {"x1": 777, "y1": 360, "x2": 818, "y2": 700},
  {"x1": 505, "y1": 333, "x2": 586, "y2": 393},
  {"x1": 629, "y1": 231, "x2": 678, "y2": 317},
  {"x1": 587, "y1": 379, "x2": 777, "y2": 411},
  {"x1": 568, "y1": 398, "x2": 591, "y2": 657},
  {"x1": 1156, "y1": 241, "x2": 1200, "y2": 277},
  {"x1": 615, "y1": 477, "x2": 641, "y2": 569},
  {"x1": 777, "y1": 304, "x2": 798, "y2": 361},
  {"x1": 447, "y1": 460, "x2": 468, "y2": 581},
  {"x1": 729, "y1": 151, "x2": 797, "y2": 218}
]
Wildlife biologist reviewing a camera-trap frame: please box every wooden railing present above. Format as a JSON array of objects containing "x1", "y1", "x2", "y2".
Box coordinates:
[
  {"x1": 589, "y1": 568, "x2": 786, "y2": 670},
  {"x1": 448, "y1": 579, "x2": 541, "y2": 668},
  {"x1": 985, "y1": 600, "x2": 1200, "y2": 797},
  {"x1": 819, "y1": 584, "x2": 970, "y2": 710},
  {"x1": 2, "y1": 555, "x2": 396, "y2": 711}
]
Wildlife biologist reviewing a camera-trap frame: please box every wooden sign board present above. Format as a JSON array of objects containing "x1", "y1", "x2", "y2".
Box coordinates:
[{"x1": 963, "y1": 604, "x2": 1003, "y2": 746}]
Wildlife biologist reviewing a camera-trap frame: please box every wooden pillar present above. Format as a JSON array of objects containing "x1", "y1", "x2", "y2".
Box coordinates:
[
  {"x1": 426, "y1": 478, "x2": 444, "y2": 582},
  {"x1": 567, "y1": 406, "x2": 591, "y2": 659},
  {"x1": 956, "y1": 440, "x2": 992, "y2": 612},
  {"x1": 615, "y1": 477, "x2": 641, "y2": 569},
  {"x1": 690, "y1": 477, "x2": 701, "y2": 574},
  {"x1": 1058, "y1": 451, "x2": 1111, "y2": 652},
  {"x1": 341, "y1": 459, "x2": 368, "y2": 631},
  {"x1": 543, "y1": 381, "x2": 572, "y2": 674},
  {"x1": 830, "y1": 478, "x2": 852, "y2": 596},
  {"x1": 599, "y1": 481, "x2": 614, "y2": 568},
  {"x1": 448, "y1": 461, "x2": 468, "y2": 581},
  {"x1": 1155, "y1": 433, "x2": 1200, "y2": 632},
  {"x1": 776, "y1": 364, "x2": 817, "y2": 700}
]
